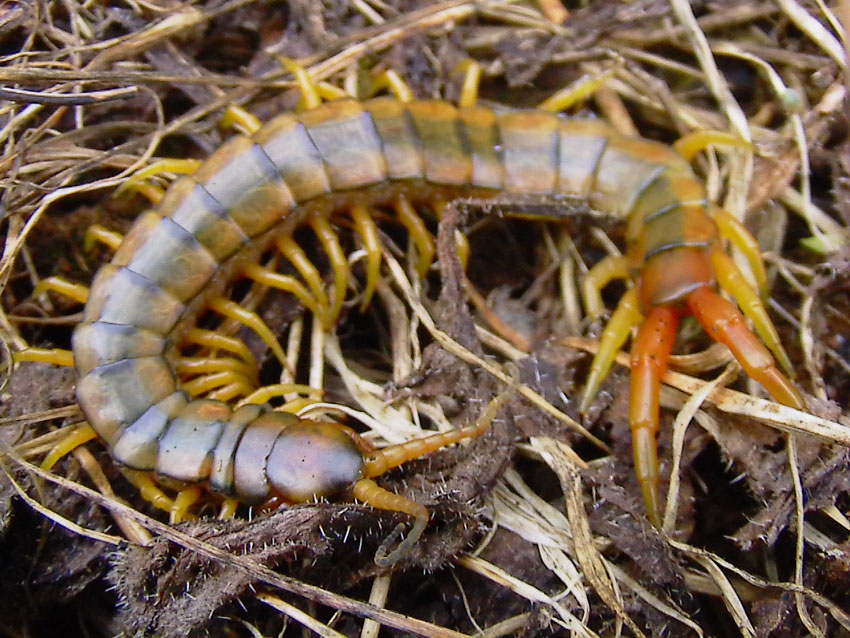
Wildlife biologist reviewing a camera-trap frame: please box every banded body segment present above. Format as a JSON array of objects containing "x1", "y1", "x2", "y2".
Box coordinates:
[
  {"x1": 111, "y1": 391, "x2": 188, "y2": 469},
  {"x1": 590, "y1": 136, "x2": 688, "y2": 217},
  {"x1": 253, "y1": 113, "x2": 331, "y2": 202},
  {"x1": 556, "y1": 120, "x2": 612, "y2": 198},
  {"x1": 72, "y1": 322, "x2": 166, "y2": 376},
  {"x1": 300, "y1": 99, "x2": 388, "y2": 190},
  {"x1": 159, "y1": 177, "x2": 249, "y2": 262},
  {"x1": 194, "y1": 135, "x2": 297, "y2": 238},
  {"x1": 232, "y1": 411, "x2": 299, "y2": 503},
  {"x1": 76, "y1": 356, "x2": 176, "y2": 445},
  {"x1": 459, "y1": 106, "x2": 503, "y2": 189},
  {"x1": 156, "y1": 399, "x2": 230, "y2": 482},
  {"x1": 83, "y1": 265, "x2": 185, "y2": 334},
  {"x1": 500, "y1": 111, "x2": 559, "y2": 194},
  {"x1": 407, "y1": 100, "x2": 472, "y2": 185},
  {"x1": 365, "y1": 98, "x2": 424, "y2": 180},
  {"x1": 124, "y1": 216, "x2": 219, "y2": 303},
  {"x1": 67, "y1": 95, "x2": 799, "y2": 543},
  {"x1": 209, "y1": 404, "x2": 264, "y2": 494}
]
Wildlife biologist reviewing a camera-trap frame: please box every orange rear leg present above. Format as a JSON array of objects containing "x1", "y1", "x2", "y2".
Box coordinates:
[
  {"x1": 629, "y1": 306, "x2": 678, "y2": 527},
  {"x1": 687, "y1": 286, "x2": 804, "y2": 410}
]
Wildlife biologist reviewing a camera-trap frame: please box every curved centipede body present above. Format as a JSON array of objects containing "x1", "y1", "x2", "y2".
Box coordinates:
[{"x1": 68, "y1": 94, "x2": 803, "y2": 552}]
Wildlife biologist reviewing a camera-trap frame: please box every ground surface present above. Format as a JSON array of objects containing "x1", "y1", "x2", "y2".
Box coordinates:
[{"x1": 1, "y1": 1, "x2": 850, "y2": 637}]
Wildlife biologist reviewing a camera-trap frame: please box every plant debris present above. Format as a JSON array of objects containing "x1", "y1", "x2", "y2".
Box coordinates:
[{"x1": 1, "y1": 0, "x2": 849, "y2": 636}]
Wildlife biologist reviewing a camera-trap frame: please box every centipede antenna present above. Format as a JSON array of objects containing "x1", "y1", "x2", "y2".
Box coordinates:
[
  {"x1": 349, "y1": 204, "x2": 382, "y2": 309},
  {"x1": 362, "y1": 376, "x2": 518, "y2": 478},
  {"x1": 351, "y1": 478, "x2": 429, "y2": 567}
]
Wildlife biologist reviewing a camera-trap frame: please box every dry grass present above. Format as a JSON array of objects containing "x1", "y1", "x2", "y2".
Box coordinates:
[{"x1": 1, "y1": 1, "x2": 849, "y2": 637}]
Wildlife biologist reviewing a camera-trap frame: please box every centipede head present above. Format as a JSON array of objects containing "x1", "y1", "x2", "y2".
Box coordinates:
[{"x1": 265, "y1": 420, "x2": 366, "y2": 503}]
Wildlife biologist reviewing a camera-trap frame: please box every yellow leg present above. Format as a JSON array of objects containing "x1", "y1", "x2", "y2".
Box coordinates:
[
  {"x1": 309, "y1": 215, "x2": 349, "y2": 324},
  {"x1": 275, "y1": 235, "x2": 332, "y2": 325},
  {"x1": 41, "y1": 423, "x2": 97, "y2": 471},
  {"x1": 241, "y1": 263, "x2": 323, "y2": 318},
  {"x1": 123, "y1": 470, "x2": 174, "y2": 513},
  {"x1": 349, "y1": 204, "x2": 382, "y2": 310},
  {"x1": 207, "y1": 382, "x2": 250, "y2": 402},
  {"x1": 712, "y1": 206, "x2": 769, "y2": 300},
  {"x1": 454, "y1": 60, "x2": 481, "y2": 108},
  {"x1": 115, "y1": 158, "x2": 202, "y2": 200},
  {"x1": 673, "y1": 130, "x2": 751, "y2": 162},
  {"x1": 220, "y1": 104, "x2": 262, "y2": 135},
  {"x1": 394, "y1": 196, "x2": 435, "y2": 279},
  {"x1": 581, "y1": 255, "x2": 632, "y2": 319},
  {"x1": 219, "y1": 497, "x2": 239, "y2": 520},
  {"x1": 538, "y1": 70, "x2": 614, "y2": 112},
  {"x1": 170, "y1": 485, "x2": 203, "y2": 524},
  {"x1": 275, "y1": 56, "x2": 321, "y2": 111},
  {"x1": 579, "y1": 287, "x2": 643, "y2": 413},
  {"x1": 367, "y1": 69, "x2": 414, "y2": 102},
  {"x1": 710, "y1": 250, "x2": 794, "y2": 375},
  {"x1": 13, "y1": 347, "x2": 75, "y2": 368},
  {"x1": 84, "y1": 224, "x2": 123, "y2": 252},
  {"x1": 237, "y1": 383, "x2": 318, "y2": 406},
  {"x1": 33, "y1": 277, "x2": 89, "y2": 304},
  {"x1": 181, "y1": 370, "x2": 254, "y2": 398},
  {"x1": 315, "y1": 81, "x2": 349, "y2": 101},
  {"x1": 208, "y1": 297, "x2": 287, "y2": 367},
  {"x1": 183, "y1": 328, "x2": 258, "y2": 371},
  {"x1": 175, "y1": 356, "x2": 259, "y2": 385}
]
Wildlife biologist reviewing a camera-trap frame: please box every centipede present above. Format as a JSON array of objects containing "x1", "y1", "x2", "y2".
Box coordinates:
[{"x1": 13, "y1": 61, "x2": 806, "y2": 566}]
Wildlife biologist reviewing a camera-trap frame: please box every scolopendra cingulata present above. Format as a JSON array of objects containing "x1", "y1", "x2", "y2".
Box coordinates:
[{"x1": 11, "y1": 58, "x2": 809, "y2": 566}]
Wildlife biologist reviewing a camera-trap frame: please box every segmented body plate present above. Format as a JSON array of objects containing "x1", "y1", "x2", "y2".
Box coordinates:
[{"x1": 72, "y1": 97, "x2": 719, "y2": 501}]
